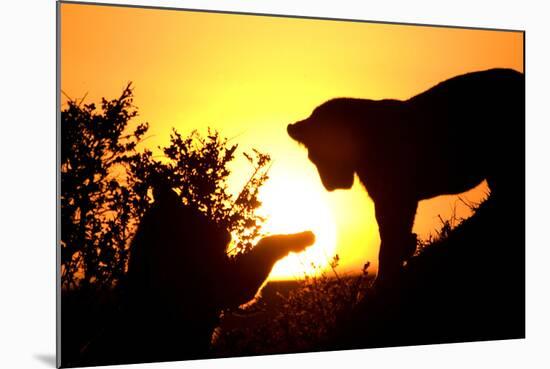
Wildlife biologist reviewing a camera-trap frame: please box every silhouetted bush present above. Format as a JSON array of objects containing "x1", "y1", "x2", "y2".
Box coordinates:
[
  {"x1": 61, "y1": 84, "x2": 270, "y2": 289},
  {"x1": 212, "y1": 257, "x2": 372, "y2": 355},
  {"x1": 61, "y1": 84, "x2": 150, "y2": 288},
  {"x1": 148, "y1": 129, "x2": 271, "y2": 257}
]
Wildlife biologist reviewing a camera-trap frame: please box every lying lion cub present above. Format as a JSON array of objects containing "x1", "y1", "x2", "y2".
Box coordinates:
[{"x1": 125, "y1": 183, "x2": 314, "y2": 360}]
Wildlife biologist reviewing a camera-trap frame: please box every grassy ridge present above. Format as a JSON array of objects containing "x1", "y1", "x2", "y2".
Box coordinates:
[{"x1": 213, "y1": 194, "x2": 525, "y2": 355}]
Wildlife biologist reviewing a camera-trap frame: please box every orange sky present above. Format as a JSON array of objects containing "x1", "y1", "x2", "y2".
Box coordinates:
[{"x1": 60, "y1": 3, "x2": 523, "y2": 280}]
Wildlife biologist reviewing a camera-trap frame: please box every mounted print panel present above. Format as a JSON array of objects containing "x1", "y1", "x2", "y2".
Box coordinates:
[{"x1": 58, "y1": 1, "x2": 525, "y2": 367}]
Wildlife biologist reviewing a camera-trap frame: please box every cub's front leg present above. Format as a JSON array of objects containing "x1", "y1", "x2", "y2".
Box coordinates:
[
  {"x1": 373, "y1": 194, "x2": 418, "y2": 287},
  {"x1": 221, "y1": 231, "x2": 315, "y2": 308}
]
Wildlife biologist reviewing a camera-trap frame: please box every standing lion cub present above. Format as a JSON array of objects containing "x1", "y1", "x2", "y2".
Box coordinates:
[{"x1": 287, "y1": 68, "x2": 524, "y2": 286}]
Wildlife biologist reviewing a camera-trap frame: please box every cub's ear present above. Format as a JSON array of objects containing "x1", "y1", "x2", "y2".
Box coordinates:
[{"x1": 287, "y1": 120, "x2": 308, "y2": 143}]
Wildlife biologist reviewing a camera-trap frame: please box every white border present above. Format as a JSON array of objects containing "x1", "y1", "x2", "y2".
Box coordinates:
[{"x1": 1, "y1": 1, "x2": 549, "y2": 368}]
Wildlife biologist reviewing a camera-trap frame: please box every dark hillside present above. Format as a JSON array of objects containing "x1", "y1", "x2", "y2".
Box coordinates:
[{"x1": 330, "y1": 194, "x2": 525, "y2": 350}]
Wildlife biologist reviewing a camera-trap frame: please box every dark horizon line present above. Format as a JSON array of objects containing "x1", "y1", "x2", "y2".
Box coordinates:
[{"x1": 58, "y1": 0, "x2": 525, "y2": 34}]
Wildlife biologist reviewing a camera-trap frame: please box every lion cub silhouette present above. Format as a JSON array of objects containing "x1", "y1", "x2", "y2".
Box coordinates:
[
  {"x1": 124, "y1": 182, "x2": 314, "y2": 361},
  {"x1": 288, "y1": 68, "x2": 524, "y2": 286}
]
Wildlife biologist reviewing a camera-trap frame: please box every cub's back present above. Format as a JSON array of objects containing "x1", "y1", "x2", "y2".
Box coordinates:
[
  {"x1": 405, "y1": 68, "x2": 523, "y2": 154},
  {"x1": 409, "y1": 68, "x2": 522, "y2": 102},
  {"x1": 407, "y1": 68, "x2": 523, "y2": 123}
]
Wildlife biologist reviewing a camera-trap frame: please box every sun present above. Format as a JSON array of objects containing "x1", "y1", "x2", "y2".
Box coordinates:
[{"x1": 258, "y1": 175, "x2": 338, "y2": 281}]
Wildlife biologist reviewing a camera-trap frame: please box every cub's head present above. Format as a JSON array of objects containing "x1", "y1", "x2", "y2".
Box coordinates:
[
  {"x1": 287, "y1": 99, "x2": 357, "y2": 191},
  {"x1": 152, "y1": 183, "x2": 232, "y2": 259}
]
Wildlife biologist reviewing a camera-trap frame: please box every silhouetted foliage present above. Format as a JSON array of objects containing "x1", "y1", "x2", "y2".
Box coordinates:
[
  {"x1": 61, "y1": 83, "x2": 149, "y2": 288},
  {"x1": 61, "y1": 84, "x2": 271, "y2": 289},
  {"x1": 212, "y1": 257, "x2": 372, "y2": 355},
  {"x1": 268, "y1": 258, "x2": 371, "y2": 351},
  {"x1": 152, "y1": 129, "x2": 271, "y2": 257}
]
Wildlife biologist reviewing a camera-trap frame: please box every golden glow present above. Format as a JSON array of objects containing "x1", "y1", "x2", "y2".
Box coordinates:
[
  {"x1": 61, "y1": 3, "x2": 523, "y2": 280},
  {"x1": 259, "y1": 173, "x2": 337, "y2": 280}
]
